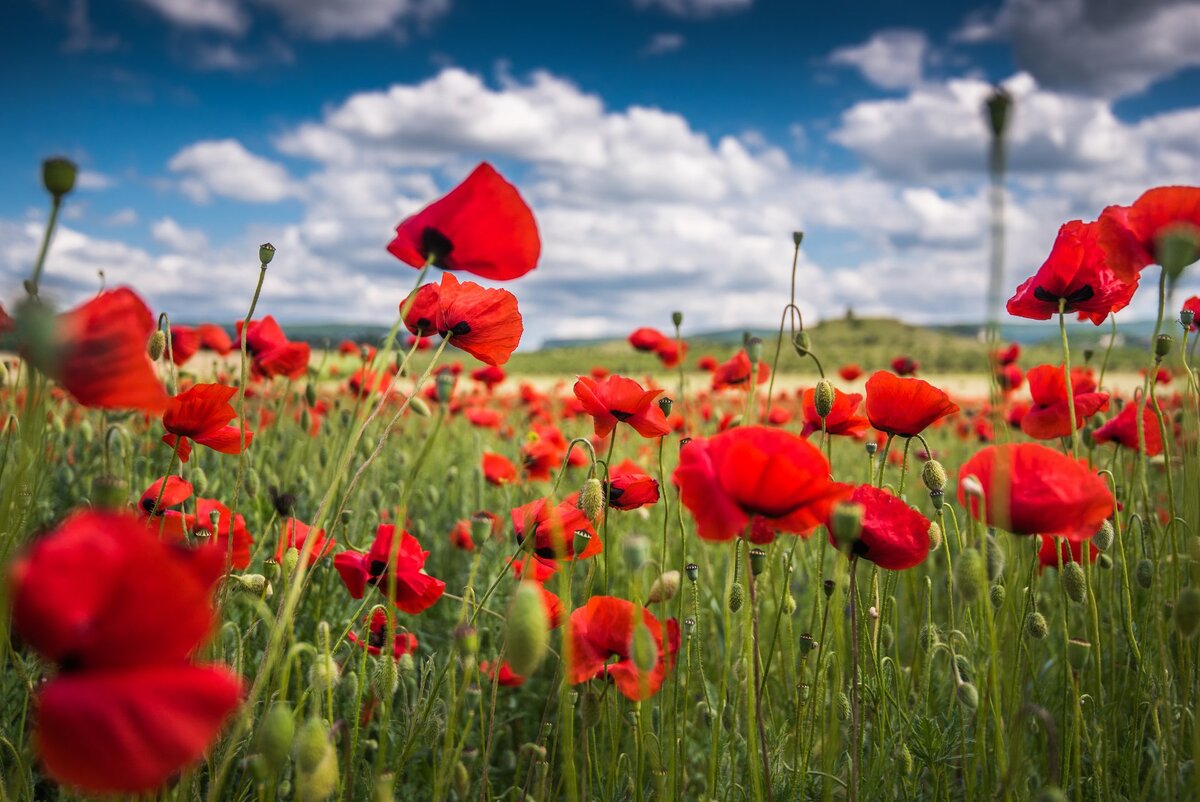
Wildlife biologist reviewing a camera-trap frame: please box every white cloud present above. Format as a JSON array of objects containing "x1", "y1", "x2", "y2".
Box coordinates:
[
  {"x1": 76, "y1": 170, "x2": 115, "y2": 190},
  {"x1": 61, "y1": 0, "x2": 120, "y2": 53},
  {"x1": 957, "y1": 0, "x2": 1200, "y2": 98},
  {"x1": 643, "y1": 32, "x2": 685, "y2": 56},
  {"x1": 152, "y1": 217, "x2": 209, "y2": 251},
  {"x1": 254, "y1": 0, "x2": 450, "y2": 39},
  {"x1": 634, "y1": 0, "x2": 752, "y2": 17},
  {"x1": 105, "y1": 208, "x2": 139, "y2": 226},
  {"x1": 829, "y1": 29, "x2": 927, "y2": 90},
  {"x1": 168, "y1": 139, "x2": 297, "y2": 203},
  {"x1": 134, "y1": 0, "x2": 248, "y2": 35}
]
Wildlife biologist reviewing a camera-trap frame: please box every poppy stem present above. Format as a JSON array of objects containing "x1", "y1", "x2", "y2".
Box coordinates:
[
  {"x1": 1057, "y1": 302, "x2": 1081, "y2": 458},
  {"x1": 149, "y1": 438, "x2": 182, "y2": 533},
  {"x1": 26, "y1": 195, "x2": 62, "y2": 298},
  {"x1": 848, "y1": 554, "x2": 861, "y2": 802},
  {"x1": 601, "y1": 432, "x2": 616, "y2": 594}
]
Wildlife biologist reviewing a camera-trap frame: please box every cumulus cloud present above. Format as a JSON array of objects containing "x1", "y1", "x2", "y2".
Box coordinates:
[
  {"x1": 829, "y1": 29, "x2": 927, "y2": 90},
  {"x1": 643, "y1": 32, "x2": 685, "y2": 56},
  {"x1": 168, "y1": 139, "x2": 298, "y2": 203},
  {"x1": 957, "y1": 0, "x2": 1200, "y2": 98},
  {"x1": 152, "y1": 217, "x2": 209, "y2": 251},
  {"x1": 133, "y1": 0, "x2": 449, "y2": 40},
  {"x1": 634, "y1": 0, "x2": 753, "y2": 18},
  {"x1": 134, "y1": 0, "x2": 248, "y2": 35}
]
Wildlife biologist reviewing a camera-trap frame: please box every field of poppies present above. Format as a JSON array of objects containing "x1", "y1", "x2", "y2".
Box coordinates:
[{"x1": 1, "y1": 157, "x2": 1199, "y2": 802}]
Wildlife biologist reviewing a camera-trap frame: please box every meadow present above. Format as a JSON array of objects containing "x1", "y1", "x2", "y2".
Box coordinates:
[{"x1": 1, "y1": 157, "x2": 1198, "y2": 802}]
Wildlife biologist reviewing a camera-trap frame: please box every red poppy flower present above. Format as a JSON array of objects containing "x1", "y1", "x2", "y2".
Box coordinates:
[
  {"x1": 191, "y1": 498, "x2": 254, "y2": 570},
  {"x1": 387, "y1": 162, "x2": 540, "y2": 281},
  {"x1": 711, "y1": 351, "x2": 769, "y2": 391},
  {"x1": 471, "y1": 364, "x2": 506, "y2": 388},
  {"x1": 9, "y1": 510, "x2": 241, "y2": 794},
  {"x1": 697, "y1": 355, "x2": 719, "y2": 372},
  {"x1": 606, "y1": 459, "x2": 660, "y2": 510},
  {"x1": 567, "y1": 596, "x2": 679, "y2": 701},
  {"x1": 38, "y1": 288, "x2": 169, "y2": 412},
  {"x1": 1092, "y1": 400, "x2": 1164, "y2": 456},
  {"x1": 170, "y1": 326, "x2": 200, "y2": 366},
  {"x1": 334, "y1": 525, "x2": 445, "y2": 614},
  {"x1": 401, "y1": 273, "x2": 523, "y2": 367},
  {"x1": 629, "y1": 327, "x2": 666, "y2": 352},
  {"x1": 829, "y1": 485, "x2": 931, "y2": 571},
  {"x1": 277, "y1": 517, "x2": 335, "y2": 566},
  {"x1": 511, "y1": 496, "x2": 602, "y2": 561},
  {"x1": 766, "y1": 405, "x2": 792, "y2": 426},
  {"x1": 673, "y1": 425, "x2": 850, "y2": 541},
  {"x1": 465, "y1": 407, "x2": 503, "y2": 429},
  {"x1": 347, "y1": 609, "x2": 419, "y2": 660},
  {"x1": 838, "y1": 364, "x2": 863, "y2": 381},
  {"x1": 1037, "y1": 535, "x2": 1099, "y2": 571},
  {"x1": 197, "y1": 323, "x2": 233, "y2": 355},
  {"x1": 1007, "y1": 217, "x2": 1142, "y2": 324},
  {"x1": 512, "y1": 555, "x2": 558, "y2": 582},
  {"x1": 449, "y1": 519, "x2": 475, "y2": 551},
  {"x1": 573, "y1": 375, "x2": 670, "y2": 439},
  {"x1": 864, "y1": 371, "x2": 959, "y2": 438},
  {"x1": 996, "y1": 363, "x2": 1024, "y2": 393},
  {"x1": 890, "y1": 356, "x2": 919, "y2": 376},
  {"x1": 957, "y1": 443, "x2": 1113, "y2": 541},
  {"x1": 139, "y1": 476, "x2": 193, "y2": 515},
  {"x1": 994, "y1": 343, "x2": 1021, "y2": 366},
  {"x1": 480, "y1": 660, "x2": 525, "y2": 687},
  {"x1": 1183, "y1": 296, "x2": 1200, "y2": 332},
  {"x1": 483, "y1": 451, "x2": 519, "y2": 485},
  {"x1": 1125, "y1": 186, "x2": 1200, "y2": 272},
  {"x1": 236, "y1": 316, "x2": 311, "y2": 380},
  {"x1": 161, "y1": 383, "x2": 252, "y2": 463},
  {"x1": 800, "y1": 387, "x2": 869, "y2": 438},
  {"x1": 1019, "y1": 364, "x2": 1109, "y2": 440},
  {"x1": 655, "y1": 339, "x2": 686, "y2": 368}
]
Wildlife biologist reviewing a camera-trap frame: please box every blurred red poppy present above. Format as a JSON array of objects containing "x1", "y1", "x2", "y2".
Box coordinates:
[
  {"x1": 890, "y1": 356, "x2": 919, "y2": 376},
  {"x1": 197, "y1": 323, "x2": 233, "y2": 355},
  {"x1": 800, "y1": 387, "x2": 868, "y2": 438},
  {"x1": 1125, "y1": 186, "x2": 1200, "y2": 272},
  {"x1": 387, "y1": 162, "x2": 540, "y2": 281},
  {"x1": 8, "y1": 510, "x2": 241, "y2": 794},
  {"x1": 838, "y1": 364, "x2": 863, "y2": 381},
  {"x1": 334, "y1": 525, "x2": 445, "y2": 614},
  {"x1": 711, "y1": 351, "x2": 769, "y2": 391},
  {"x1": 347, "y1": 609, "x2": 419, "y2": 660},
  {"x1": 511, "y1": 496, "x2": 602, "y2": 561},
  {"x1": 162, "y1": 383, "x2": 252, "y2": 463},
  {"x1": 276, "y1": 517, "x2": 335, "y2": 566},
  {"x1": 573, "y1": 375, "x2": 670, "y2": 439},
  {"x1": 1037, "y1": 535, "x2": 1100, "y2": 571},
  {"x1": 654, "y1": 339, "x2": 687, "y2": 368},
  {"x1": 993, "y1": 343, "x2": 1020, "y2": 366},
  {"x1": 402, "y1": 273, "x2": 523, "y2": 366},
  {"x1": 629, "y1": 327, "x2": 666, "y2": 352},
  {"x1": 864, "y1": 371, "x2": 959, "y2": 438},
  {"x1": 1093, "y1": 400, "x2": 1164, "y2": 456},
  {"x1": 472, "y1": 364, "x2": 506, "y2": 388},
  {"x1": 480, "y1": 660, "x2": 525, "y2": 687},
  {"x1": 483, "y1": 451, "x2": 519, "y2": 485},
  {"x1": 957, "y1": 443, "x2": 1113, "y2": 541},
  {"x1": 191, "y1": 498, "x2": 254, "y2": 570},
  {"x1": 829, "y1": 485, "x2": 930, "y2": 570},
  {"x1": 1020, "y1": 364, "x2": 1109, "y2": 440},
  {"x1": 567, "y1": 596, "x2": 679, "y2": 701},
  {"x1": 170, "y1": 326, "x2": 200, "y2": 366},
  {"x1": 1183, "y1": 296, "x2": 1200, "y2": 331},
  {"x1": 236, "y1": 316, "x2": 311, "y2": 380},
  {"x1": 673, "y1": 426, "x2": 849, "y2": 541}
]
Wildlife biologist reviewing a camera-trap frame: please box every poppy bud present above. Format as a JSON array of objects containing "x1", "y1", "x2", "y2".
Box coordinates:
[
  {"x1": 1174, "y1": 587, "x2": 1200, "y2": 638},
  {"x1": 831, "y1": 501, "x2": 864, "y2": 548},
  {"x1": 879, "y1": 623, "x2": 894, "y2": 650},
  {"x1": 1136, "y1": 559, "x2": 1154, "y2": 589},
  {"x1": 622, "y1": 533, "x2": 650, "y2": 570},
  {"x1": 436, "y1": 371, "x2": 455, "y2": 403},
  {"x1": 956, "y1": 681, "x2": 979, "y2": 711},
  {"x1": 814, "y1": 379, "x2": 835, "y2": 418},
  {"x1": 255, "y1": 702, "x2": 295, "y2": 771},
  {"x1": 90, "y1": 475, "x2": 128, "y2": 510},
  {"x1": 409, "y1": 395, "x2": 432, "y2": 417},
  {"x1": 283, "y1": 546, "x2": 300, "y2": 577},
  {"x1": 259, "y1": 242, "x2": 276, "y2": 266},
  {"x1": 147, "y1": 329, "x2": 166, "y2": 361},
  {"x1": 305, "y1": 382, "x2": 318, "y2": 407},
  {"x1": 1098, "y1": 553, "x2": 1113, "y2": 570},
  {"x1": 246, "y1": 468, "x2": 262, "y2": 497},
  {"x1": 578, "y1": 477, "x2": 605, "y2": 522},
  {"x1": 672, "y1": 311, "x2": 684, "y2": 327},
  {"x1": 956, "y1": 549, "x2": 986, "y2": 603},
  {"x1": 373, "y1": 652, "x2": 399, "y2": 699},
  {"x1": 657, "y1": 396, "x2": 673, "y2": 418},
  {"x1": 1061, "y1": 561, "x2": 1086, "y2": 604},
  {"x1": 579, "y1": 688, "x2": 602, "y2": 728},
  {"x1": 685, "y1": 562, "x2": 699, "y2": 582},
  {"x1": 648, "y1": 570, "x2": 680, "y2": 603},
  {"x1": 1036, "y1": 787, "x2": 1067, "y2": 802},
  {"x1": 309, "y1": 654, "x2": 341, "y2": 693},
  {"x1": 798, "y1": 633, "x2": 817, "y2": 655},
  {"x1": 1182, "y1": 307, "x2": 1196, "y2": 328},
  {"x1": 453, "y1": 762, "x2": 469, "y2": 798},
  {"x1": 836, "y1": 692, "x2": 851, "y2": 721},
  {"x1": 297, "y1": 746, "x2": 338, "y2": 802},
  {"x1": 793, "y1": 231, "x2": 804, "y2": 247},
  {"x1": 373, "y1": 774, "x2": 396, "y2": 802},
  {"x1": 745, "y1": 337, "x2": 764, "y2": 365},
  {"x1": 397, "y1": 652, "x2": 415, "y2": 678},
  {"x1": 748, "y1": 548, "x2": 767, "y2": 577},
  {"x1": 630, "y1": 617, "x2": 658, "y2": 673},
  {"x1": 42, "y1": 157, "x2": 78, "y2": 198},
  {"x1": 783, "y1": 593, "x2": 797, "y2": 614},
  {"x1": 990, "y1": 583, "x2": 1007, "y2": 608},
  {"x1": 505, "y1": 582, "x2": 549, "y2": 677},
  {"x1": 1093, "y1": 519, "x2": 1114, "y2": 552},
  {"x1": 1025, "y1": 611, "x2": 1049, "y2": 640},
  {"x1": 984, "y1": 86, "x2": 1012, "y2": 138},
  {"x1": 928, "y1": 521, "x2": 943, "y2": 550},
  {"x1": 823, "y1": 579, "x2": 835, "y2": 598},
  {"x1": 1155, "y1": 334, "x2": 1174, "y2": 360},
  {"x1": 728, "y1": 582, "x2": 745, "y2": 613},
  {"x1": 294, "y1": 718, "x2": 330, "y2": 773},
  {"x1": 897, "y1": 743, "x2": 913, "y2": 776},
  {"x1": 791, "y1": 331, "x2": 811, "y2": 357},
  {"x1": 1066, "y1": 638, "x2": 1092, "y2": 671},
  {"x1": 865, "y1": 441, "x2": 878, "y2": 457},
  {"x1": 986, "y1": 537, "x2": 1005, "y2": 581},
  {"x1": 921, "y1": 460, "x2": 947, "y2": 492},
  {"x1": 1155, "y1": 224, "x2": 1200, "y2": 281},
  {"x1": 229, "y1": 573, "x2": 272, "y2": 598},
  {"x1": 918, "y1": 624, "x2": 938, "y2": 652}
]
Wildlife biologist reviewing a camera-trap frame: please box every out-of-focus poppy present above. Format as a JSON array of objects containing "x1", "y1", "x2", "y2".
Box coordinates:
[
  {"x1": 864, "y1": 372, "x2": 959, "y2": 438},
  {"x1": 1037, "y1": 535, "x2": 1100, "y2": 571},
  {"x1": 890, "y1": 356, "x2": 919, "y2": 376},
  {"x1": 161, "y1": 383, "x2": 252, "y2": 463},
  {"x1": 838, "y1": 364, "x2": 863, "y2": 381},
  {"x1": 197, "y1": 323, "x2": 233, "y2": 355},
  {"x1": 1020, "y1": 364, "x2": 1109, "y2": 440},
  {"x1": 800, "y1": 387, "x2": 868, "y2": 438},
  {"x1": 654, "y1": 339, "x2": 686, "y2": 368},
  {"x1": 673, "y1": 426, "x2": 849, "y2": 542},
  {"x1": 276, "y1": 517, "x2": 335, "y2": 566},
  {"x1": 829, "y1": 485, "x2": 930, "y2": 570},
  {"x1": 957, "y1": 443, "x2": 1113, "y2": 541},
  {"x1": 347, "y1": 609, "x2": 419, "y2": 660},
  {"x1": 568, "y1": 596, "x2": 679, "y2": 701},
  {"x1": 191, "y1": 498, "x2": 254, "y2": 570},
  {"x1": 401, "y1": 273, "x2": 523, "y2": 367},
  {"x1": 511, "y1": 496, "x2": 602, "y2": 561},
  {"x1": 1125, "y1": 186, "x2": 1200, "y2": 274},
  {"x1": 629, "y1": 327, "x2": 666, "y2": 352},
  {"x1": 573, "y1": 375, "x2": 670, "y2": 439},
  {"x1": 480, "y1": 660, "x2": 525, "y2": 687},
  {"x1": 711, "y1": 351, "x2": 768, "y2": 391},
  {"x1": 170, "y1": 326, "x2": 200, "y2": 367},
  {"x1": 334, "y1": 525, "x2": 445, "y2": 614},
  {"x1": 236, "y1": 316, "x2": 311, "y2": 380},
  {"x1": 993, "y1": 343, "x2": 1021, "y2": 366},
  {"x1": 387, "y1": 162, "x2": 540, "y2": 281},
  {"x1": 472, "y1": 364, "x2": 506, "y2": 389},
  {"x1": 483, "y1": 451, "x2": 519, "y2": 485},
  {"x1": 1093, "y1": 400, "x2": 1165, "y2": 456}
]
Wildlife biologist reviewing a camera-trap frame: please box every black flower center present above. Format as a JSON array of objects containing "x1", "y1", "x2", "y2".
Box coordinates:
[
  {"x1": 421, "y1": 227, "x2": 454, "y2": 266},
  {"x1": 1033, "y1": 284, "x2": 1094, "y2": 308}
]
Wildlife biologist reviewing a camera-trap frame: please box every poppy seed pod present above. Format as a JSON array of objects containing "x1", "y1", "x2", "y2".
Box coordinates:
[
  {"x1": 984, "y1": 86, "x2": 1012, "y2": 138},
  {"x1": 823, "y1": 578, "x2": 835, "y2": 598},
  {"x1": 685, "y1": 562, "x2": 699, "y2": 582},
  {"x1": 1181, "y1": 307, "x2": 1196, "y2": 328},
  {"x1": 147, "y1": 330, "x2": 167, "y2": 361},
  {"x1": 748, "y1": 548, "x2": 767, "y2": 577},
  {"x1": 1155, "y1": 334, "x2": 1174, "y2": 360},
  {"x1": 793, "y1": 230, "x2": 804, "y2": 247},
  {"x1": 728, "y1": 582, "x2": 745, "y2": 613},
  {"x1": 630, "y1": 618, "x2": 658, "y2": 673},
  {"x1": 455, "y1": 623, "x2": 479, "y2": 656},
  {"x1": 956, "y1": 548, "x2": 986, "y2": 603},
  {"x1": 672, "y1": 311, "x2": 684, "y2": 327},
  {"x1": 505, "y1": 582, "x2": 549, "y2": 677},
  {"x1": 572, "y1": 530, "x2": 593, "y2": 558},
  {"x1": 921, "y1": 460, "x2": 947, "y2": 493},
  {"x1": 259, "y1": 242, "x2": 276, "y2": 265},
  {"x1": 1174, "y1": 588, "x2": 1200, "y2": 638},
  {"x1": 1093, "y1": 519, "x2": 1114, "y2": 552},
  {"x1": 435, "y1": 371, "x2": 455, "y2": 403},
  {"x1": 42, "y1": 157, "x2": 78, "y2": 198},
  {"x1": 657, "y1": 396, "x2": 673, "y2": 418},
  {"x1": 1025, "y1": 611, "x2": 1049, "y2": 640},
  {"x1": 865, "y1": 441, "x2": 878, "y2": 457},
  {"x1": 579, "y1": 477, "x2": 605, "y2": 522},
  {"x1": 746, "y1": 337, "x2": 764, "y2": 365},
  {"x1": 648, "y1": 571, "x2": 680, "y2": 603},
  {"x1": 798, "y1": 633, "x2": 817, "y2": 655},
  {"x1": 1061, "y1": 562, "x2": 1086, "y2": 604},
  {"x1": 814, "y1": 379, "x2": 835, "y2": 418},
  {"x1": 255, "y1": 702, "x2": 295, "y2": 771}
]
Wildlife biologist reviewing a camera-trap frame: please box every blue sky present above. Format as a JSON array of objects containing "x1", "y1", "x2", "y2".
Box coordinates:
[{"x1": 4, "y1": 0, "x2": 1200, "y2": 345}]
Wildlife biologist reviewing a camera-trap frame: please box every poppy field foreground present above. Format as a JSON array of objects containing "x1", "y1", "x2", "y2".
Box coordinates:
[{"x1": 2, "y1": 160, "x2": 1200, "y2": 802}]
